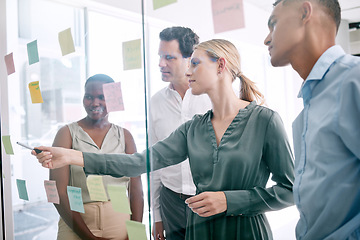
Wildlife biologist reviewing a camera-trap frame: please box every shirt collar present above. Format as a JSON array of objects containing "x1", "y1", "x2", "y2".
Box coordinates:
[{"x1": 297, "y1": 45, "x2": 346, "y2": 99}]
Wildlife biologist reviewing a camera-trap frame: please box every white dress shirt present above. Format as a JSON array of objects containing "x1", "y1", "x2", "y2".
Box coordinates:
[{"x1": 149, "y1": 86, "x2": 212, "y2": 222}]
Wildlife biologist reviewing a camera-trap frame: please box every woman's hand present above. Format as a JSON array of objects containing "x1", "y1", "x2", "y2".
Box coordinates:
[
  {"x1": 32, "y1": 146, "x2": 84, "y2": 169},
  {"x1": 185, "y1": 191, "x2": 227, "y2": 217}
]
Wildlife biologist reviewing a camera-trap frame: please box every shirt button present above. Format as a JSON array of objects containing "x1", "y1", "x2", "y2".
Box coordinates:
[{"x1": 297, "y1": 169, "x2": 303, "y2": 174}]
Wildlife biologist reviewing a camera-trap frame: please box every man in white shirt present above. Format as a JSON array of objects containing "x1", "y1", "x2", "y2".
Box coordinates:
[{"x1": 150, "y1": 26, "x2": 211, "y2": 240}]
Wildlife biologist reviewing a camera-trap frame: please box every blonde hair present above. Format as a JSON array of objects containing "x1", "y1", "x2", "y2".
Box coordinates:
[{"x1": 194, "y1": 39, "x2": 265, "y2": 105}]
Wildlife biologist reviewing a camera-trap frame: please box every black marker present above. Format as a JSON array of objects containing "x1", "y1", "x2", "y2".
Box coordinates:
[{"x1": 16, "y1": 142, "x2": 42, "y2": 154}]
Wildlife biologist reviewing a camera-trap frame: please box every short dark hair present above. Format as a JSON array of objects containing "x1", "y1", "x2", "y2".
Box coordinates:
[
  {"x1": 159, "y1": 26, "x2": 199, "y2": 58},
  {"x1": 85, "y1": 74, "x2": 114, "y2": 87},
  {"x1": 273, "y1": 0, "x2": 341, "y2": 31}
]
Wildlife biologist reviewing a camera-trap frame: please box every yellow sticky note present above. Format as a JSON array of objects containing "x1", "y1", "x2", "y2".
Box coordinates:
[
  {"x1": 126, "y1": 220, "x2": 147, "y2": 240},
  {"x1": 107, "y1": 185, "x2": 131, "y2": 214},
  {"x1": 28, "y1": 81, "x2": 43, "y2": 103},
  {"x1": 122, "y1": 39, "x2": 142, "y2": 70},
  {"x1": 2, "y1": 135, "x2": 14, "y2": 155},
  {"x1": 86, "y1": 175, "x2": 108, "y2": 201},
  {"x1": 58, "y1": 28, "x2": 75, "y2": 56}
]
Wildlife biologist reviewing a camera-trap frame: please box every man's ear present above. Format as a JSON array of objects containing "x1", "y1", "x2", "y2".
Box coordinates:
[{"x1": 301, "y1": 1, "x2": 312, "y2": 22}]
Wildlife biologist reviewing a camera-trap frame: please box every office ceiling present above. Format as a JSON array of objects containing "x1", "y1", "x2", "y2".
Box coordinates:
[{"x1": 246, "y1": 0, "x2": 360, "y2": 23}]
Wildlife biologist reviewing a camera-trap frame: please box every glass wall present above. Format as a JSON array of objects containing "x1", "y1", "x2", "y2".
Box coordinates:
[{"x1": 0, "y1": 0, "x2": 306, "y2": 239}]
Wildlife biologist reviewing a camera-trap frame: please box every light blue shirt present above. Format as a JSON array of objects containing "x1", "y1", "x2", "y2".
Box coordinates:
[{"x1": 293, "y1": 45, "x2": 360, "y2": 240}]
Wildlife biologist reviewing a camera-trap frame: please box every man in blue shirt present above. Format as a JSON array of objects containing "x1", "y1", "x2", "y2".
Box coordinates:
[{"x1": 264, "y1": 0, "x2": 360, "y2": 239}]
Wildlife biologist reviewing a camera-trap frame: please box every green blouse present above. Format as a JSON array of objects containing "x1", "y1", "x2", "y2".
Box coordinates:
[{"x1": 83, "y1": 101, "x2": 295, "y2": 240}]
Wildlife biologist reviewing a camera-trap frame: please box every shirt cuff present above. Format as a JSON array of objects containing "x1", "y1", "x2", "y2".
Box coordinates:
[{"x1": 83, "y1": 152, "x2": 107, "y2": 175}]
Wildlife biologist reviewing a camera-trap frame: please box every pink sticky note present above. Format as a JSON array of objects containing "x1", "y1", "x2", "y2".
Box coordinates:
[
  {"x1": 44, "y1": 180, "x2": 60, "y2": 204},
  {"x1": 4, "y1": 53, "x2": 15, "y2": 75},
  {"x1": 212, "y1": 0, "x2": 245, "y2": 34},
  {"x1": 103, "y1": 82, "x2": 125, "y2": 112}
]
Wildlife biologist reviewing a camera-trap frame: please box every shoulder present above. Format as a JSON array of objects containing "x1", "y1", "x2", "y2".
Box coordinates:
[
  {"x1": 337, "y1": 54, "x2": 360, "y2": 69},
  {"x1": 57, "y1": 124, "x2": 71, "y2": 136},
  {"x1": 53, "y1": 124, "x2": 72, "y2": 147},
  {"x1": 150, "y1": 87, "x2": 168, "y2": 103},
  {"x1": 192, "y1": 110, "x2": 211, "y2": 121},
  {"x1": 252, "y1": 105, "x2": 277, "y2": 121},
  {"x1": 114, "y1": 125, "x2": 134, "y2": 141}
]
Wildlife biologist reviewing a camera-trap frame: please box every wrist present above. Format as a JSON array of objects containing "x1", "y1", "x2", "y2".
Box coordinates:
[{"x1": 71, "y1": 149, "x2": 84, "y2": 167}]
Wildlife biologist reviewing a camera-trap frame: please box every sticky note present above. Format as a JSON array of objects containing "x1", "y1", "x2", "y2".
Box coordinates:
[
  {"x1": 153, "y1": 0, "x2": 177, "y2": 10},
  {"x1": 107, "y1": 185, "x2": 131, "y2": 214},
  {"x1": 86, "y1": 175, "x2": 108, "y2": 201},
  {"x1": 44, "y1": 180, "x2": 60, "y2": 204},
  {"x1": 67, "y1": 186, "x2": 85, "y2": 213},
  {"x1": 212, "y1": 0, "x2": 245, "y2": 34},
  {"x1": 126, "y1": 220, "x2": 147, "y2": 240},
  {"x1": 102, "y1": 82, "x2": 125, "y2": 112},
  {"x1": 4, "y1": 53, "x2": 15, "y2": 75},
  {"x1": 16, "y1": 179, "x2": 29, "y2": 201},
  {"x1": 28, "y1": 81, "x2": 44, "y2": 103},
  {"x1": 122, "y1": 39, "x2": 142, "y2": 70},
  {"x1": 27, "y1": 40, "x2": 39, "y2": 65},
  {"x1": 58, "y1": 28, "x2": 75, "y2": 56},
  {"x1": 2, "y1": 135, "x2": 14, "y2": 155}
]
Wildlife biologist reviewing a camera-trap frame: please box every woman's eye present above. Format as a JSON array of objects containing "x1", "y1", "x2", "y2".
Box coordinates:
[
  {"x1": 98, "y1": 95, "x2": 105, "y2": 101},
  {"x1": 85, "y1": 95, "x2": 92, "y2": 100},
  {"x1": 191, "y1": 60, "x2": 200, "y2": 66}
]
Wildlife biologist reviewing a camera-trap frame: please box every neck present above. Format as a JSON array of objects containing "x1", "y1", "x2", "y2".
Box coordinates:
[
  {"x1": 208, "y1": 80, "x2": 248, "y2": 120},
  {"x1": 170, "y1": 79, "x2": 189, "y2": 99},
  {"x1": 292, "y1": 28, "x2": 336, "y2": 80},
  {"x1": 81, "y1": 116, "x2": 110, "y2": 129}
]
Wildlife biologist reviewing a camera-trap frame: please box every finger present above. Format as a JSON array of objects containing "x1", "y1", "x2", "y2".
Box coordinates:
[
  {"x1": 198, "y1": 210, "x2": 212, "y2": 217},
  {"x1": 187, "y1": 198, "x2": 208, "y2": 210},
  {"x1": 36, "y1": 146, "x2": 52, "y2": 152},
  {"x1": 37, "y1": 152, "x2": 52, "y2": 164},
  {"x1": 191, "y1": 204, "x2": 208, "y2": 214},
  {"x1": 185, "y1": 194, "x2": 204, "y2": 205},
  {"x1": 42, "y1": 161, "x2": 51, "y2": 168}
]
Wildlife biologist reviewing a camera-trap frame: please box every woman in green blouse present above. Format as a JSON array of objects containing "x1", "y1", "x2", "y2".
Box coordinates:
[{"x1": 35, "y1": 39, "x2": 294, "y2": 240}]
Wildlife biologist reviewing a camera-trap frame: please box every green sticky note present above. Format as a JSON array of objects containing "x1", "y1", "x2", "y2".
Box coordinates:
[
  {"x1": 126, "y1": 220, "x2": 147, "y2": 240},
  {"x1": 16, "y1": 179, "x2": 29, "y2": 201},
  {"x1": 153, "y1": 0, "x2": 177, "y2": 10},
  {"x1": 86, "y1": 175, "x2": 108, "y2": 201},
  {"x1": 2, "y1": 135, "x2": 14, "y2": 155},
  {"x1": 122, "y1": 39, "x2": 142, "y2": 70},
  {"x1": 27, "y1": 40, "x2": 39, "y2": 65},
  {"x1": 58, "y1": 28, "x2": 75, "y2": 56},
  {"x1": 67, "y1": 186, "x2": 85, "y2": 213},
  {"x1": 107, "y1": 185, "x2": 131, "y2": 214}
]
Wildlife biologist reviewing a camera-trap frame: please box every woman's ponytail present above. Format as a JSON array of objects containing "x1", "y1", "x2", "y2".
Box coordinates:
[{"x1": 237, "y1": 72, "x2": 265, "y2": 105}]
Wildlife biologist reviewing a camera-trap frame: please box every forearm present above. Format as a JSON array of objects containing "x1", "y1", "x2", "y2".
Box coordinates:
[
  {"x1": 129, "y1": 177, "x2": 144, "y2": 222},
  {"x1": 83, "y1": 152, "x2": 147, "y2": 177},
  {"x1": 224, "y1": 184, "x2": 293, "y2": 216},
  {"x1": 130, "y1": 195, "x2": 144, "y2": 222}
]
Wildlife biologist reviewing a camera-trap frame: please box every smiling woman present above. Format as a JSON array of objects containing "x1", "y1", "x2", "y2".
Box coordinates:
[{"x1": 49, "y1": 74, "x2": 144, "y2": 240}]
